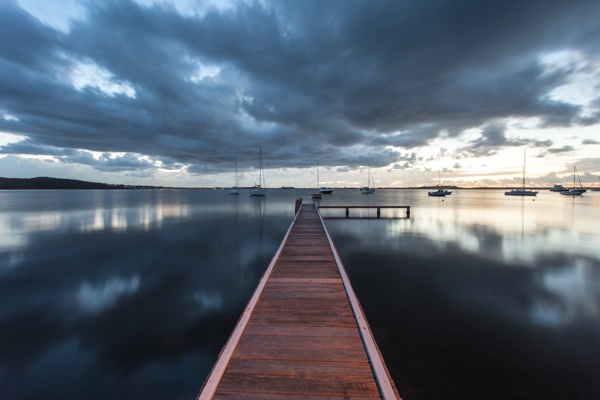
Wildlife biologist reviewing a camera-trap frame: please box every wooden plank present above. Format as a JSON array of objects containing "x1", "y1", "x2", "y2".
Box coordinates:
[
  {"x1": 268, "y1": 278, "x2": 341, "y2": 284},
  {"x1": 225, "y1": 358, "x2": 375, "y2": 378},
  {"x1": 217, "y1": 374, "x2": 379, "y2": 397},
  {"x1": 214, "y1": 393, "x2": 380, "y2": 400},
  {"x1": 247, "y1": 314, "x2": 357, "y2": 328},
  {"x1": 244, "y1": 324, "x2": 359, "y2": 338},
  {"x1": 238, "y1": 334, "x2": 364, "y2": 350},
  {"x1": 258, "y1": 291, "x2": 348, "y2": 301},
  {"x1": 233, "y1": 344, "x2": 368, "y2": 362}
]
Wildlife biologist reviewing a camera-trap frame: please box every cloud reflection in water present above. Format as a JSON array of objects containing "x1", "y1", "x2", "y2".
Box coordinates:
[
  {"x1": 325, "y1": 192, "x2": 600, "y2": 400},
  {"x1": 76, "y1": 276, "x2": 141, "y2": 314},
  {"x1": 0, "y1": 190, "x2": 292, "y2": 400}
]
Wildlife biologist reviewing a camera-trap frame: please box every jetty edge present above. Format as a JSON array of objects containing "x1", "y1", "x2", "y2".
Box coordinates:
[{"x1": 196, "y1": 201, "x2": 401, "y2": 399}]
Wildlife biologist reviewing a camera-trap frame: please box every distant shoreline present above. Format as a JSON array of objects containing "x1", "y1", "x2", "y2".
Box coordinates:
[
  {"x1": 0, "y1": 177, "x2": 187, "y2": 190},
  {"x1": 0, "y1": 177, "x2": 580, "y2": 191}
]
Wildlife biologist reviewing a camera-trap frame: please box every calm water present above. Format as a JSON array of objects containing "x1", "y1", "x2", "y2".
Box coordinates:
[{"x1": 0, "y1": 189, "x2": 599, "y2": 399}]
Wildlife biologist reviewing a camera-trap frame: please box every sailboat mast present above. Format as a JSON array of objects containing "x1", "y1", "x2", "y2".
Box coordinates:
[
  {"x1": 522, "y1": 150, "x2": 526, "y2": 189},
  {"x1": 259, "y1": 147, "x2": 264, "y2": 187},
  {"x1": 234, "y1": 161, "x2": 239, "y2": 187},
  {"x1": 317, "y1": 161, "x2": 320, "y2": 188}
]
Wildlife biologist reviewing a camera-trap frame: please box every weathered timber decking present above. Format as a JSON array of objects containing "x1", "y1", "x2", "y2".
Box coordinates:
[{"x1": 197, "y1": 204, "x2": 401, "y2": 399}]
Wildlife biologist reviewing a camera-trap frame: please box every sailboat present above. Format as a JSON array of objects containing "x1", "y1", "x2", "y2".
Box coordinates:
[
  {"x1": 505, "y1": 151, "x2": 538, "y2": 196},
  {"x1": 360, "y1": 164, "x2": 375, "y2": 194},
  {"x1": 560, "y1": 166, "x2": 586, "y2": 196},
  {"x1": 318, "y1": 162, "x2": 333, "y2": 194},
  {"x1": 249, "y1": 148, "x2": 266, "y2": 196},
  {"x1": 428, "y1": 171, "x2": 452, "y2": 197},
  {"x1": 311, "y1": 162, "x2": 323, "y2": 199},
  {"x1": 592, "y1": 175, "x2": 600, "y2": 191},
  {"x1": 229, "y1": 161, "x2": 240, "y2": 195}
]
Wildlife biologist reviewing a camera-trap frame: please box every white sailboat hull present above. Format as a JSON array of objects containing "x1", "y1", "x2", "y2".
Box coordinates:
[
  {"x1": 505, "y1": 189, "x2": 538, "y2": 196},
  {"x1": 250, "y1": 187, "x2": 266, "y2": 196}
]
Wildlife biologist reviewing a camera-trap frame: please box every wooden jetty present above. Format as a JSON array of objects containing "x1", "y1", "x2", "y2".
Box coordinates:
[
  {"x1": 197, "y1": 203, "x2": 401, "y2": 399},
  {"x1": 318, "y1": 205, "x2": 410, "y2": 219}
]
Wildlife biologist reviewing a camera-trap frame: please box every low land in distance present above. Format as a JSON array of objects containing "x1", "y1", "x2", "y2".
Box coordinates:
[{"x1": 0, "y1": 176, "x2": 583, "y2": 190}]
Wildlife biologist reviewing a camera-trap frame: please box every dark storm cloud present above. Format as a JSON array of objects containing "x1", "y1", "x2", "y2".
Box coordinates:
[
  {"x1": 547, "y1": 145, "x2": 576, "y2": 154},
  {"x1": 391, "y1": 152, "x2": 418, "y2": 170},
  {"x1": 456, "y1": 123, "x2": 530, "y2": 157},
  {"x1": 0, "y1": 139, "x2": 161, "y2": 171},
  {"x1": 1, "y1": 0, "x2": 599, "y2": 174}
]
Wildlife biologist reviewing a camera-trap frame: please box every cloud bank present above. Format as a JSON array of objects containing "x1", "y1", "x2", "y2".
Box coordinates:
[{"x1": 1, "y1": 0, "x2": 600, "y2": 180}]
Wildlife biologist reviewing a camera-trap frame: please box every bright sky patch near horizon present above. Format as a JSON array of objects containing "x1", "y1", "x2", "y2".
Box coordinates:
[{"x1": 1, "y1": 0, "x2": 600, "y2": 188}]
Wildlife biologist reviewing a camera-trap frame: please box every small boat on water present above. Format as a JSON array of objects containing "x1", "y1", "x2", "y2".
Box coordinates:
[
  {"x1": 428, "y1": 171, "x2": 452, "y2": 197},
  {"x1": 505, "y1": 150, "x2": 538, "y2": 196},
  {"x1": 250, "y1": 148, "x2": 266, "y2": 196},
  {"x1": 360, "y1": 164, "x2": 375, "y2": 194},
  {"x1": 311, "y1": 162, "x2": 323, "y2": 199},
  {"x1": 549, "y1": 184, "x2": 569, "y2": 192},
  {"x1": 314, "y1": 162, "x2": 333, "y2": 194},
  {"x1": 428, "y1": 188, "x2": 452, "y2": 197},
  {"x1": 229, "y1": 161, "x2": 240, "y2": 195},
  {"x1": 592, "y1": 175, "x2": 600, "y2": 191},
  {"x1": 560, "y1": 166, "x2": 586, "y2": 196},
  {"x1": 561, "y1": 189, "x2": 585, "y2": 196},
  {"x1": 249, "y1": 185, "x2": 266, "y2": 196},
  {"x1": 505, "y1": 188, "x2": 538, "y2": 196}
]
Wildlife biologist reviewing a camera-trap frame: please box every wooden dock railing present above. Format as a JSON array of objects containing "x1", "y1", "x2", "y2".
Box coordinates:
[{"x1": 196, "y1": 203, "x2": 401, "y2": 399}]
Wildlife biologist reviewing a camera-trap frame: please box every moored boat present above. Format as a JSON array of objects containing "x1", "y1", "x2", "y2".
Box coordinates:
[
  {"x1": 560, "y1": 189, "x2": 584, "y2": 196},
  {"x1": 559, "y1": 166, "x2": 586, "y2": 196},
  {"x1": 250, "y1": 148, "x2": 266, "y2": 196},
  {"x1": 505, "y1": 150, "x2": 538, "y2": 196},
  {"x1": 549, "y1": 184, "x2": 569, "y2": 192},
  {"x1": 312, "y1": 162, "x2": 324, "y2": 198},
  {"x1": 505, "y1": 188, "x2": 538, "y2": 196},
  {"x1": 428, "y1": 171, "x2": 452, "y2": 196},
  {"x1": 229, "y1": 161, "x2": 240, "y2": 194},
  {"x1": 360, "y1": 164, "x2": 375, "y2": 194},
  {"x1": 428, "y1": 188, "x2": 452, "y2": 197}
]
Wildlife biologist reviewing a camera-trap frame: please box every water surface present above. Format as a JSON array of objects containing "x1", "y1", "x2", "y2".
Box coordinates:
[{"x1": 1, "y1": 189, "x2": 599, "y2": 399}]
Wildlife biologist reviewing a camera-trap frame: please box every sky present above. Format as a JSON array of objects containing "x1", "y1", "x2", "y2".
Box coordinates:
[{"x1": 1, "y1": 0, "x2": 600, "y2": 188}]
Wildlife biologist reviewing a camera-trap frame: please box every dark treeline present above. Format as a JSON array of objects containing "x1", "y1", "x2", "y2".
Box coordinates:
[{"x1": 0, "y1": 177, "x2": 170, "y2": 190}]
